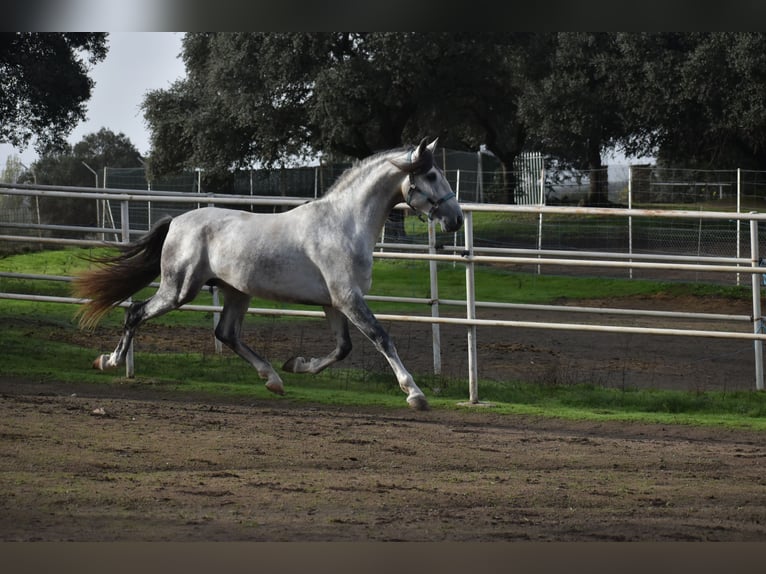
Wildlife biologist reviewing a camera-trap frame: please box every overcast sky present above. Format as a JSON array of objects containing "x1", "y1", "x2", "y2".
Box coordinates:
[{"x1": 1, "y1": 32, "x2": 186, "y2": 168}]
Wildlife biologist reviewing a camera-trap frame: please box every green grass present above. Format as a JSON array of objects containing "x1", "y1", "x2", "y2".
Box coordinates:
[
  {"x1": 2, "y1": 329, "x2": 764, "y2": 430},
  {"x1": 1, "y1": 247, "x2": 764, "y2": 431}
]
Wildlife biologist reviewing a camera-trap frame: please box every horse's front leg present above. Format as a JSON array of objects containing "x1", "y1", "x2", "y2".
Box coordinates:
[{"x1": 339, "y1": 294, "x2": 429, "y2": 411}]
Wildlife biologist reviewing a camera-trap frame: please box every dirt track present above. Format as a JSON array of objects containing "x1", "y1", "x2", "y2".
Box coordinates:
[
  {"x1": 1, "y1": 377, "x2": 765, "y2": 541},
  {"x1": 1, "y1": 294, "x2": 765, "y2": 541}
]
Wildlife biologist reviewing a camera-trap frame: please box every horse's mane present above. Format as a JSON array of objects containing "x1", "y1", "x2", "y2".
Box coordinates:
[{"x1": 321, "y1": 147, "x2": 410, "y2": 199}]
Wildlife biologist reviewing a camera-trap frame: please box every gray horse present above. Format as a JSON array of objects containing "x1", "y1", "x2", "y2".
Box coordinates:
[{"x1": 73, "y1": 138, "x2": 463, "y2": 410}]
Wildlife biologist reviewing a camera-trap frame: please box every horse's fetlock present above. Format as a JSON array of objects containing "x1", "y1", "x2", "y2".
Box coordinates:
[
  {"x1": 282, "y1": 356, "x2": 305, "y2": 373},
  {"x1": 93, "y1": 354, "x2": 116, "y2": 370}
]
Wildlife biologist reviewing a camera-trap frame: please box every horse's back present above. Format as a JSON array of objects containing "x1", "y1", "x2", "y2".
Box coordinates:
[{"x1": 165, "y1": 206, "x2": 336, "y2": 305}]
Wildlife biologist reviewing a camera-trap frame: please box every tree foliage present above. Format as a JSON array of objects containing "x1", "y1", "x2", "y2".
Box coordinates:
[
  {"x1": 0, "y1": 32, "x2": 108, "y2": 154},
  {"x1": 143, "y1": 33, "x2": 321, "y2": 179},
  {"x1": 1, "y1": 155, "x2": 28, "y2": 184},
  {"x1": 30, "y1": 128, "x2": 141, "y2": 226},
  {"x1": 142, "y1": 33, "x2": 539, "y2": 183},
  {"x1": 32, "y1": 128, "x2": 141, "y2": 187},
  {"x1": 142, "y1": 33, "x2": 766, "y2": 206},
  {"x1": 518, "y1": 33, "x2": 630, "y2": 205},
  {"x1": 616, "y1": 32, "x2": 766, "y2": 168}
]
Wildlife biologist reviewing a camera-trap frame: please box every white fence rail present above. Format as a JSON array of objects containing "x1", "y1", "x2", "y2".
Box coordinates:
[{"x1": 2, "y1": 182, "x2": 766, "y2": 400}]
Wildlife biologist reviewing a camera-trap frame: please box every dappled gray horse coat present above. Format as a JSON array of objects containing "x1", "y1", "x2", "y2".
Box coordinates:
[{"x1": 73, "y1": 138, "x2": 463, "y2": 410}]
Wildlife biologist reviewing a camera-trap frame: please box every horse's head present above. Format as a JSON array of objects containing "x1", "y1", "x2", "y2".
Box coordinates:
[{"x1": 390, "y1": 138, "x2": 464, "y2": 233}]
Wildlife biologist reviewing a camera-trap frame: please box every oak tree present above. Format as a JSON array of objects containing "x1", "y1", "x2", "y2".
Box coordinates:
[{"x1": 0, "y1": 32, "x2": 108, "y2": 154}]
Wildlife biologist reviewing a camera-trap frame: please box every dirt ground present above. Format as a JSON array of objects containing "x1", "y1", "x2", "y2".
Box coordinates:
[{"x1": 1, "y1": 294, "x2": 766, "y2": 541}]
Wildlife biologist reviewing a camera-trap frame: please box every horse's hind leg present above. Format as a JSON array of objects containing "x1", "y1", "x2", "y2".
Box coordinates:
[
  {"x1": 215, "y1": 288, "x2": 285, "y2": 395},
  {"x1": 282, "y1": 306, "x2": 352, "y2": 374},
  {"x1": 93, "y1": 299, "x2": 147, "y2": 370},
  {"x1": 94, "y1": 284, "x2": 190, "y2": 370}
]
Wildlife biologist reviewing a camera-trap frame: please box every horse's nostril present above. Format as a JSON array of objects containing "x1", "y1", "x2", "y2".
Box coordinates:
[{"x1": 443, "y1": 215, "x2": 464, "y2": 233}]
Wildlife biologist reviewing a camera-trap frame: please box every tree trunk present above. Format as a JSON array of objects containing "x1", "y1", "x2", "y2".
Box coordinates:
[
  {"x1": 490, "y1": 161, "x2": 515, "y2": 204},
  {"x1": 503, "y1": 163, "x2": 518, "y2": 204},
  {"x1": 586, "y1": 139, "x2": 609, "y2": 206},
  {"x1": 488, "y1": 152, "x2": 521, "y2": 204}
]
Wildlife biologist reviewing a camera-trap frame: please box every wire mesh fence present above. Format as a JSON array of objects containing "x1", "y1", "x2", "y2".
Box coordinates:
[{"x1": 4, "y1": 150, "x2": 766, "y2": 285}]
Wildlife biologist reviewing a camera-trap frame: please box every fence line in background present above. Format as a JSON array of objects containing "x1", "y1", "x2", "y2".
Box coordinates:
[{"x1": 1, "y1": 183, "x2": 765, "y2": 398}]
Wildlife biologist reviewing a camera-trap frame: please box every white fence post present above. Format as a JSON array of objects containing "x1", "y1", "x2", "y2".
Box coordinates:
[
  {"x1": 463, "y1": 211, "x2": 479, "y2": 403},
  {"x1": 628, "y1": 165, "x2": 634, "y2": 280},
  {"x1": 737, "y1": 168, "x2": 742, "y2": 286},
  {"x1": 452, "y1": 170, "x2": 461, "y2": 269},
  {"x1": 750, "y1": 217, "x2": 764, "y2": 390},
  {"x1": 120, "y1": 199, "x2": 135, "y2": 378},
  {"x1": 428, "y1": 220, "x2": 442, "y2": 375},
  {"x1": 537, "y1": 165, "x2": 545, "y2": 275},
  {"x1": 204, "y1": 198, "x2": 223, "y2": 354},
  {"x1": 211, "y1": 286, "x2": 222, "y2": 354}
]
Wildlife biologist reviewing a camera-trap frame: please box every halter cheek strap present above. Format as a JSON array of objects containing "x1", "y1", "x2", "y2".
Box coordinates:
[
  {"x1": 401, "y1": 147, "x2": 454, "y2": 221},
  {"x1": 405, "y1": 174, "x2": 456, "y2": 222}
]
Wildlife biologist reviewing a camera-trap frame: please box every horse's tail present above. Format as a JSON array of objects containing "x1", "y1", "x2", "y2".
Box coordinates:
[{"x1": 73, "y1": 216, "x2": 173, "y2": 330}]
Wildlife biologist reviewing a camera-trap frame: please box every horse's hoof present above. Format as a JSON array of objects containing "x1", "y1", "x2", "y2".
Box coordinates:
[
  {"x1": 407, "y1": 394, "x2": 430, "y2": 411},
  {"x1": 265, "y1": 381, "x2": 285, "y2": 396},
  {"x1": 282, "y1": 357, "x2": 299, "y2": 373},
  {"x1": 283, "y1": 356, "x2": 311, "y2": 373},
  {"x1": 92, "y1": 355, "x2": 107, "y2": 370}
]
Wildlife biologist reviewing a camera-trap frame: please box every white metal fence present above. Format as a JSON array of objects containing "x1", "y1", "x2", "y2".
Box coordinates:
[{"x1": 2, "y1": 181, "x2": 766, "y2": 400}]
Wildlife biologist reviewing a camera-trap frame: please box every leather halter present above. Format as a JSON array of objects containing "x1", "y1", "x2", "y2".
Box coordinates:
[
  {"x1": 402, "y1": 149, "x2": 455, "y2": 221},
  {"x1": 405, "y1": 174, "x2": 456, "y2": 222}
]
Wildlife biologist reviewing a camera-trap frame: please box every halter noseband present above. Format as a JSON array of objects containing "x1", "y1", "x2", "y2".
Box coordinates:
[
  {"x1": 402, "y1": 148, "x2": 455, "y2": 222},
  {"x1": 405, "y1": 175, "x2": 456, "y2": 222}
]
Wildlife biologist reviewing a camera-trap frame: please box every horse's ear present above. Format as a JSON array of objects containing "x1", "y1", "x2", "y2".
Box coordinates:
[
  {"x1": 390, "y1": 137, "x2": 434, "y2": 173},
  {"x1": 410, "y1": 137, "x2": 430, "y2": 163},
  {"x1": 412, "y1": 138, "x2": 433, "y2": 167},
  {"x1": 427, "y1": 138, "x2": 438, "y2": 153}
]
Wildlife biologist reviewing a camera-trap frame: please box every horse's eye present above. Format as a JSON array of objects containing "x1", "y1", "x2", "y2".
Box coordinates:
[{"x1": 425, "y1": 172, "x2": 437, "y2": 182}]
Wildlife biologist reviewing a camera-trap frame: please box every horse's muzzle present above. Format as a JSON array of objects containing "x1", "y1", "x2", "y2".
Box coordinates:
[{"x1": 440, "y1": 212, "x2": 464, "y2": 233}]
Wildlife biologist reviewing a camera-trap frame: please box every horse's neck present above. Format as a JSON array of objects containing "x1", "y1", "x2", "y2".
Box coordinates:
[
  {"x1": 328, "y1": 161, "x2": 404, "y2": 246},
  {"x1": 361, "y1": 179, "x2": 404, "y2": 236}
]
